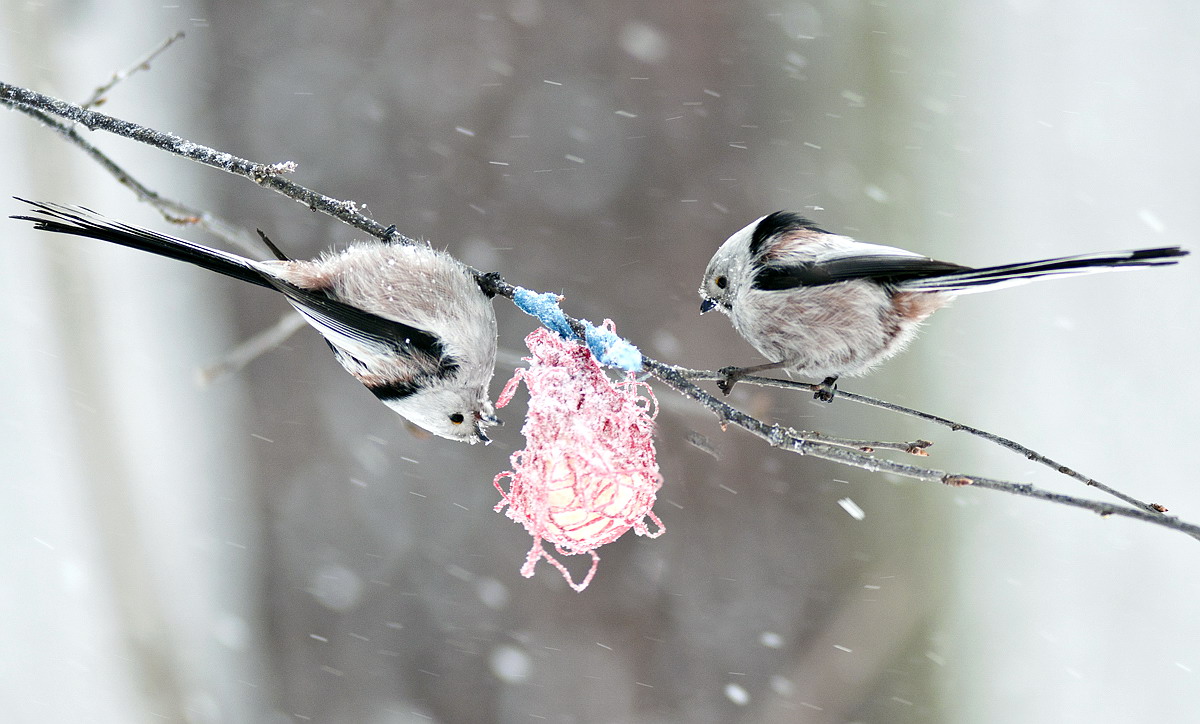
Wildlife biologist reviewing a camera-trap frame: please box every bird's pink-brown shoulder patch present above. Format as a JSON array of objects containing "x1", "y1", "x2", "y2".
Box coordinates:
[
  {"x1": 891, "y1": 290, "x2": 950, "y2": 322},
  {"x1": 760, "y1": 228, "x2": 825, "y2": 262}
]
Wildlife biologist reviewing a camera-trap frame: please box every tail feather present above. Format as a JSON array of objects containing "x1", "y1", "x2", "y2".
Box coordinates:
[
  {"x1": 11, "y1": 198, "x2": 274, "y2": 290},
  {"x1": 898, "y1": 247, "x2": 1189, "y2": 294}
]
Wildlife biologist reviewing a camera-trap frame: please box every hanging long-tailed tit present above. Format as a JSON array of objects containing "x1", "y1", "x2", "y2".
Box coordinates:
[
  {"x1": 14, "y1": 199, "x2": 500, "y2": 443},
  {"x1": 699, "y1": 211, "x2": 1188, "y2": 400}
]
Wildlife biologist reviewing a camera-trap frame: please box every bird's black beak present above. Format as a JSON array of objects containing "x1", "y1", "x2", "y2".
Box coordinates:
[
  {"x1": 700, "y1": 298, "x2": 717, "y2": 314},
  {"x1": 473, "y1": 410, "x2": 500, "y2": 444}
]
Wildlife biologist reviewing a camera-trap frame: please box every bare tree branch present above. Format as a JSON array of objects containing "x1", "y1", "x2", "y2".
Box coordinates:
[
  {"x1": 196, "y1": 313, "x2": 308, "y2": 385},
  {"x1": 796, "y1": 433, "x2": 932, "y2": 456},
  {"x1": 2, "y1": 81, "x2": 406, "y2": 244},
  {"x1": 5, "y1": 79, "x2": 1196, "y2": 543},
  {"x1": 81, "y1": 31, "x2": 186, "y2": 110},
  {"x1": 639, "y1": 360, "x2": 1200, "y2": 540},
  {"x1": 5, "y1": 101, "x2": 266, "y2": 257},
  {"x1": 677, "y1": 369, "x2": 1171, "y2": 514}
]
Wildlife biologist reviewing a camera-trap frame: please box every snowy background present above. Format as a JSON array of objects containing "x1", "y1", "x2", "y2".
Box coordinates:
[{"x1": 2, "y1": 1, "x2": 1198, "y2": 722}]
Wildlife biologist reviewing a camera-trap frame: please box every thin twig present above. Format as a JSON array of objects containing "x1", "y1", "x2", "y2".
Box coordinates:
[
  {"x1": 1, "y1": 81, "x2": 409, "y2": 245},
  {"x1": 680, "y1": 368, "x2": 1169, "y2": 514},
  {"x1": 798, "y1": 432, "x2": 932, "y2": 455},
  {"x1": 6, "y1": 103, "x2": 264, "y2": 256},
  {"x1": 196, "y1": 313, "x2": 308, "y2": 385},
  {"x1": 6, "y1": 80, "x2": 1196, "y2": 543},
  {"x1": 81, "y1": 31, "x2": 186, "y2": 110}
]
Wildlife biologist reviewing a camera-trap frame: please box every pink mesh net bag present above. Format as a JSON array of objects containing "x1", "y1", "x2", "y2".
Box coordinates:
[{"x1": 493, "y1": 324, "x2": 665, "y2": 591}]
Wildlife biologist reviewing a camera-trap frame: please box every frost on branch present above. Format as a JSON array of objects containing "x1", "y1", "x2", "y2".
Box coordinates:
[{"x1": 493, "y1": 325, "x2": 665, "y2": 592}]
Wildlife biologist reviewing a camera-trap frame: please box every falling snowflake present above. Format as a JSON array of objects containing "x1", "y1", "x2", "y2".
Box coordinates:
[{"x1": 493, "y1": 324, "x2": 664, "y2": 591}]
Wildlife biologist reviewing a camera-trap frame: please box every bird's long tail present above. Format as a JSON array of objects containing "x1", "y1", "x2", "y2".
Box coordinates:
[
  {"x1": 897, "y1": 247, "x2": 1188, "y2": 294},
  {"x1": 11, "y1": 198, "x2": 274, "y2": 290}
]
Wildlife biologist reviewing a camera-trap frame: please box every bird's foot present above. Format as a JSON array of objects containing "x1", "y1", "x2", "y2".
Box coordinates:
[
  {"x1": 813, "y1": 376, "x2": 838, "y2": 403},
  {"x1": 716, "y1": 366, "x2": 746, "y2": 396}
]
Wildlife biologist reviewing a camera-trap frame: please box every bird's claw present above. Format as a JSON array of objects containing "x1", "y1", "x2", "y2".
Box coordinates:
[
  {"x1": 716, "y1": 365, "x2": 744, "y2": 396},
  {"x1": 813, "y1": 376, "x2": 838, "y2": 403}
]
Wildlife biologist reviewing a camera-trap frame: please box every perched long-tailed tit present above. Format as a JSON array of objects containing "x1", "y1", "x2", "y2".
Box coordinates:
[
  {"x1": 14, "y1": 199, "x2": 500, "y2": 443},
  {"x1": 700, "y1": 211, "x2": 1188, "y2": 400}
]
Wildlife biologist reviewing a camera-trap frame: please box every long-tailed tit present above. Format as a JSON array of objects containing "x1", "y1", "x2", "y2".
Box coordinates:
[
  {"x1": 700, "y1": 211, "x2": 1188, "y2": 400},
  {"x1": 14, "y1": 199, "x2": 500, "y2": 443}
]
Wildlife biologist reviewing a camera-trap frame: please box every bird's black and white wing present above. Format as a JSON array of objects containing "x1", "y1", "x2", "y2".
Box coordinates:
[
  {"x1": 745, "y1": 211, "x2": 970, "y2": 291},
  {"x1": 265, "y1": 279, "x2": 459, "y2": 385},
  {"x1": 752, "y1": 244, "x2": 970, "y2": 291}
]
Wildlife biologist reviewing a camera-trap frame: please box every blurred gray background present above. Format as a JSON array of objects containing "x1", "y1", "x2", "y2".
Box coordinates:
[{"x1": 2, "y1": 1, "x2": 1198, "y2": 722}]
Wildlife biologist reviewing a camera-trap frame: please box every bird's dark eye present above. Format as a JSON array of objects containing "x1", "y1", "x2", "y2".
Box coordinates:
[
  {"x1": 449, "y1": 413, "x2": 465, "y2": 425},
  {"x1": 714, "y1": 275, "x2": 728, "y2": 289}
]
